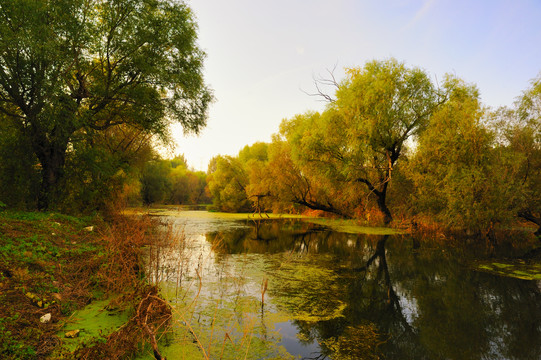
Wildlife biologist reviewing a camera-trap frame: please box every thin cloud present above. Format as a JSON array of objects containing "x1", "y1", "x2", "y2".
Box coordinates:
[{"x1": 403, "y1": 0, "x2": 436, "y2": 31}]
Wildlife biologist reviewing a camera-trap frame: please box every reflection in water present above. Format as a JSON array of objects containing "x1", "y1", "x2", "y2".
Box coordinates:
[{"x1": 145, "y1": 215, "x2": 541, "y2": 360}]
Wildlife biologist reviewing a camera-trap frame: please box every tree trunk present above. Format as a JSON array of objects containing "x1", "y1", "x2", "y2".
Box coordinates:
[
  {"x1": 376, "y1": 192, "x2": 393, "y2": 225},
  {"x1": 295, "y1": 199, "x2": 350, "y2": 218},
  {"x1": 518, "y1": 209, "x2": 541, "y2": 237},
  {"x1": 36, "y1": 143, "x2": 68, "y2": 211},
  {"x1": 356, "y1": 177, "x2": 393, "y2": 224}
]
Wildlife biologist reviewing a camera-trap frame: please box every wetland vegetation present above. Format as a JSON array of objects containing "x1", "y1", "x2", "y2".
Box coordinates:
[{"x1": 0, "y1": 0, "x2": 540, "y2": 359}]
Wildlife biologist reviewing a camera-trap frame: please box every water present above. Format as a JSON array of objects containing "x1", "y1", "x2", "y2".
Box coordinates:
[{"x1": 141, "y1": 212, "x2": 541, "y2": 360}]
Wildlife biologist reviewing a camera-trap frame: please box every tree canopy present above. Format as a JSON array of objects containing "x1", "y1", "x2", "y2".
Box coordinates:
[{"x1": 0, "y1": 0, "x2": 212, "y2": 210}]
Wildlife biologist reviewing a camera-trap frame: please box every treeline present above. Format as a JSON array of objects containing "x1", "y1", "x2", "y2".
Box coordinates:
[
  {"x1": 206, "y1": 59, "x2": 540, "y2": 236},
  {"x1": 139, "y1": 155, "x2": 210, "y2": 206}
]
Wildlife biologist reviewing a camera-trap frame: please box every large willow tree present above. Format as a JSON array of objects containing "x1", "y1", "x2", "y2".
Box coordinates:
[
  {"x1": 280, "y1": 59, "x2": 443, "y2": 223},
  {"x1": 0, "y1": 0, "x2": 212, "y2": 209}
]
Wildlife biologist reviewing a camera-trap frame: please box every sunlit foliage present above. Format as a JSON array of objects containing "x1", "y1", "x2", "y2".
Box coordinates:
[{"x1": 409, "y1": 77, "x2": 521, "y2": 234}]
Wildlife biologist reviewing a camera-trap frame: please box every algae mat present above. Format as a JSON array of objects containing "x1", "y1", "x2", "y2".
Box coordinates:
[
  {"x1": 57, "y1": 299, "x2": 129, "y2": 353},
  {"x1": 125, "y1": 208, "x2": 403, "y2": 235},
  {"x1": 476, "y1": 261, "x2": 541, "y2": 280}
]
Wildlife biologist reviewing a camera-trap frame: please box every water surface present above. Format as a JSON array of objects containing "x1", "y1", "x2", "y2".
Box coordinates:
[{"x1": 141, "y1": 212, "x2": 541, "y2": 360}]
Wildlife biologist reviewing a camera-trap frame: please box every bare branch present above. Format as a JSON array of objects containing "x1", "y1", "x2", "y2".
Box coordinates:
[{"x1": 300, "y1": 64, "x2": 340, "y2": 103}]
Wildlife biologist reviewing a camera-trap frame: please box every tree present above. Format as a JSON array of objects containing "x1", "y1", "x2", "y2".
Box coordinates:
[
  {"x1": 409, "y1": 77, "x2": 520, "y2": 235},
  {"x1": 240, "y1": 142, "x2": 272, "y2": 214},
  {"x1": 206, "y1": 155, "x2": 251, "y2": 212},
  {"x1": 0, "y1": 114, "x2": 40, "y2": 208},
  {"x1": 282, "y1": 59, "x2": 442, "y2": 223},
  {"x1": 140, "y1": 160, "x2": 171, "y2": 205},
  {"x1": 60, "y1": 124, "x2": 155, "y2": 212},
  {"x1": 330, "y1": 59, "x2": 442, "y2": 223},
  {"x1": 274, "y1": 113, "x2": 358, "y2": 217},
  {"x1": 0, "y1": 0, "x2": 212, "y2": 210},
  {"x1": 503, "y1": 76, "x2": 541, "y2": 235}
]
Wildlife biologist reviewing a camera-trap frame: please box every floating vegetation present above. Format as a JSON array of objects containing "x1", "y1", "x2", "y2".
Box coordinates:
[
  {"x1": 56, "y1": 299, "x2": 129, "y2": 354},
  {"x1": 305, "y1": 218, "x2": 405, "y2": 235},
  {"x1": 268, "y1": 255, "x2": 348, "y2": 322},
  {"x1": 124, "y1": 208, "x2": 306, "y2": 220},
  {"x1": 319, "y1": 323, "x2": 385, "y2": 360},
  {"x1": 476, "y1": 261, "x2": 541, "y2": 280}
]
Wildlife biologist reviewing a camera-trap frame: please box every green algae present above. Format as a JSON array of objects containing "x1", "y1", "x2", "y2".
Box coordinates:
[
  {"x1": 305, "y1": 218, "x2": 405, "y2": 235},
  {"x1": 126, "y1": 207, "x2": 403, "y2": 235},
  {"x1": 476, "y1": 261, "x2": 541, "y2": 280},
  {"x1": 56, "y1": 299, "x2": 130, "y2": 354},
  {"x1": 125, "y1": 207, "x2": 306, "y2": 220}
]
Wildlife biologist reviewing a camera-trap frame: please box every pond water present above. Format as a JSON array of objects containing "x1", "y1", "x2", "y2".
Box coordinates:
[{"x1": 140, "y1": 211, "x2": 541, "y2": 360}]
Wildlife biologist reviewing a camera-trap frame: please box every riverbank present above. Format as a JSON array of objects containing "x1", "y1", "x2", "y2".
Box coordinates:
[{"x1": 0, "y1": 211, "x2": 169, "y2": 359}]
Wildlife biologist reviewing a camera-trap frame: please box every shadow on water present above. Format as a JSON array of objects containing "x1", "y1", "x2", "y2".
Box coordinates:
[{"x1": 148, "y1": 216, "x2": 541, "y2": 360}]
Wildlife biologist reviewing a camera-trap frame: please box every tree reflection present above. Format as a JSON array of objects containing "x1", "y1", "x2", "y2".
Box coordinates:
[{"x1": 204, "y1": 220, "x2": 541, "y2": 360}]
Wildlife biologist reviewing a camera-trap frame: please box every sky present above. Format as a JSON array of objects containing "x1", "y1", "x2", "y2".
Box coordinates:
[{"x1": 170, "y1": 0, "x2": 541, "y2": 171}]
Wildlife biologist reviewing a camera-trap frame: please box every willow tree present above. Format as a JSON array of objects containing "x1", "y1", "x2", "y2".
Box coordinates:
[
  {"x1": 274, "y1": 112, "x2": 359, "y2": 217},
  {"x1": 301, "y1": 59, "x2": 442, "y2": 223},
  {"x1": 0, "y1": 0, "x2": 212, "y2": 209},
  {"x1": 509, "y1": 76, "x2": 541, "y2": 234},
  {"x1": 409, "y1": 78, "x2": 522, "y2": 234}
]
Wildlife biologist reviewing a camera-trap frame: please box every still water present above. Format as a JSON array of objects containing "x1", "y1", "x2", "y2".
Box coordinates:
[{"x1": 142, "y1": 212, "x2": 541, "y2": 360}]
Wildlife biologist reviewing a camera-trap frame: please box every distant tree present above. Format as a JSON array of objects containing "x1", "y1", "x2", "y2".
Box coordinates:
[
  {"x1": 238, "y1": 142, "x2": 269, "y2": 163},
  {"x1": 207, "y1": 156, "x2": 250, "y2": 212},
  {"x1": 240, "y1": 142, "x2": 272, "y2": 214},
  {"x1": 140, "y1": 160, "x2": 171, "y2": 205},
  {"x1": 170, "y1": 155, "x2": 189, "y2": 169},
  {"x1": 186, "y1": 171, "x2": 210, "y2": 204},
  {"x1": 0, "y1": 0, "x2": 211, "y2": 210},
  {"x1": 168, "y1": 164, "x2": 190, "y2": 204}
]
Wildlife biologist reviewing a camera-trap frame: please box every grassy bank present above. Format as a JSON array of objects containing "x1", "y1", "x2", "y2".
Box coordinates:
[{"x1": 0, "y1": 211, "x2": 169, "y2": 359}]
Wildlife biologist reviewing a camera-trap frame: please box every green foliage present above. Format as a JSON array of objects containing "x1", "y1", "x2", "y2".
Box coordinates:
[
  {"x1": 0, "y1": 0, "x2": 212, "y2": 210},
  {"x1": 207, "y1": 155, "x2": 250, "y2": 212},
  {"x1": 0, "y1": 117, "x2": 40, "y2": 209},
  {"x1": 409, "y1": 77, "x2": 520, "y2": 232},
  {"x1": 140, "y1": 160, "x2": 172, "y2": 205},
  {"x1": 506, "y1": 76, "x2": 541, "y2": 230}
]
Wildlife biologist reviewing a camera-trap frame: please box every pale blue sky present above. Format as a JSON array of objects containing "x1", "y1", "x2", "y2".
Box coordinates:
[{"x1": 172, "y1": 0, "x2": 541, "y2": 171}]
